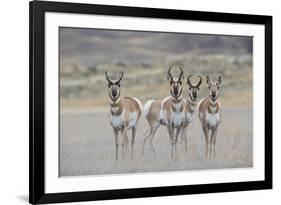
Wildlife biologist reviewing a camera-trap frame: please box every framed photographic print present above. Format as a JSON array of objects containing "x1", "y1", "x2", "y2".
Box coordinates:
[{"x1": 29, "y1": 0, "x2": 272, "y2": 204}]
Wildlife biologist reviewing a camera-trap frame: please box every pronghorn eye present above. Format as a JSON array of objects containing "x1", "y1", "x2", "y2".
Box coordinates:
[{"x1": 179, "y1": 81, "x2": 182, "y2": 85}]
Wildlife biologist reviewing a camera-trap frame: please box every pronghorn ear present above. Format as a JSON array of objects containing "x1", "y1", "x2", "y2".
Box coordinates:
[
  {"x1": 107, "y1": 82, "x2": 112, "y2": 88},
  {"x1": 206, "y1": 76, "x2": 210, "y2": 85},
  {"x1": 218, "y1": 75, "x2": 222, "y2": 86}
]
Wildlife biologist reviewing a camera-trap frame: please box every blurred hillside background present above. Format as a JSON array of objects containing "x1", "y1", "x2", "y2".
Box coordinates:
[{"x1": 59, "y1": 27, "x2": 253, "y2": 112}]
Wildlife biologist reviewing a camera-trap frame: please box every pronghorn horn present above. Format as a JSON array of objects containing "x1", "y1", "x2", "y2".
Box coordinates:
[
  {"x1": 178, "y1": 66, "x2": 184, "y2": 81},
  {"x1": 167, "y1": 66, "x2": 173, "y2": 81},
  {"x1": 196, "y1": 75, "x2": 202, "y2": 87},
  {"x1": 187, "y1": 74, "x2": 193, "y2": 87},
  {"x1": 117, "y1": 71, "x2": 123, "y2": 84},
  {"x1": 206, "y1": 76, "x2": 210, "y2": 85},
  {"x1": 105, "y1": 71, "x2": 112, "y2": 83},
  {"x1": 218, "y1": 75, "x2": 222, "y2": 85}
]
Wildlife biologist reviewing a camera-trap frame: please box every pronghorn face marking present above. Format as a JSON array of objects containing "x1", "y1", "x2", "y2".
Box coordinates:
[
  {"x1": 105, "y1": 71, "x2": 123, "y2": 102},
  {"x1": 187, "y1": 75, "x2": 202, "y2": 101},
  {"x1": 167, "y1": 66, "x2": 184, "y2": 99},
  {"x1": 170, "y1": 77, "x2": 182, "y2": 98},
  {"x1": 109, "y1": 83, "x2": 120, "y2": 100},
  {"x1": 206, "y1": 75, "x2": 221, "y2": 102}
]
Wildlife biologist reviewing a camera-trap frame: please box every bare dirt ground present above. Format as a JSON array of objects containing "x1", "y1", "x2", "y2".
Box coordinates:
[{"x1": 59, "y1": 107, "x2": 252, "y2": 177}]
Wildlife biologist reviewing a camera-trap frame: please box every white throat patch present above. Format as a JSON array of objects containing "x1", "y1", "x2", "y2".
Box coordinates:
[
  {"x1": 172, "y1": 100, "x2": 183, "y2": 112},
  {"x1": 210, "y1": 105, "x2": 217, "y2": 113},
  {"x1": 111, "y1": 106, "x2": 120, "y2": 113}
]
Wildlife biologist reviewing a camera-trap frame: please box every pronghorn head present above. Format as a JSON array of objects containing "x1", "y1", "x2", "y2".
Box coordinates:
[
  {"x1": 167, "y1": 66, "x2": 184, "y2": 99},
  {"x1": 206, "y1": 75, "x2": 222, "y2": 102},
  {"x1": 105, "y1": 71, "x2": 123, "y2": 102},
  {"x1": 187, "y1": 75, "x2": 202, "y2": 101}
]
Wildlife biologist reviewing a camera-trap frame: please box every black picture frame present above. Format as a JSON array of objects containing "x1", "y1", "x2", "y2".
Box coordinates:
[{"x1": 29, "y1": 0, "x2": 272, "y2": 204}]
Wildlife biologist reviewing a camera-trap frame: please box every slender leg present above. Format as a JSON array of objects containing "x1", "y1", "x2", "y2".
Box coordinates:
[
  {"x1": 142, "y1": 125, "x2": 153, "y2": 156},
  {"x1": 113, "y1": 128, "x2": 118, "y2": 160},
  {"x1": 208, "y1": 128, "x2": 212, "y2": 159},
  {"x1": 166, "y1": 126, "x2": 174, "y2": 159},
  {"x1": 209, "y1": 135, "x2": 213, "y2": 159},
  {"x1": 183, "y1": 125, "x2": 188, "y2": 153},
  {"x1": 209, "y1": 129, "x2": 213, "y2": 158},
  {"x1": 149, "y1": 123, "x2": 160, "y2": 155},
  {"x1": 184, "y1": 134, "x2": 187, "y2": 153},
  {"x1": 141, "y1": 132, "x2": 150, "y2": 156},
  {"x1": 125, "y1": 131, "x2": 129, "y2": 155},
  {"x1": 142, "y1": 122, "x2": 160, "y2": 156},
  {"x1": 174, "y1": 126, "x2": 181, "y2": 159},
  {"x1": 211, "y1": 127, "x2": 218, "y2": 158},
  {"x1": 202, "y1": 125, "x2": 209, "y2": 159},
  {"x1": 213, "y1": 135, "x2": 217, "y2": 158},
  {"x1": 131, "y1": 126, "x2": 136, "y2": 159},
  {"x1": 180, "y1": 125, "x2": 186, "y2": 152},
  {"x1": 171, "y1": 140, "x2": 174, "y2": 159},
  {"x1": 166, "y1": 126, "x2": 173, "y2": 143},
  {"x1": 121, "y1": 127, "x2": 127, "y2": 159},
  {"x1": 148, "y1": 128, "x2": 157, "y2": 154},
  {"x1": 122, "y1": 139, "x2": 125, "y2": 160}
]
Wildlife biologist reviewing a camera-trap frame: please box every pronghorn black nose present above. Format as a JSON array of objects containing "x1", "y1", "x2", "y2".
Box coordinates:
[
  {"x1": 174, "y1": 88, "x2": 178, "y2": 95},
  {"x1": 193, "y1": 93, "x2": 197, "y2": 98},
  {"x1": 212, "y1": 94, "x2": 216, "y2": 98},
  {"x1": 112, "y1": 90, "x2": 117, "y2": 97}
]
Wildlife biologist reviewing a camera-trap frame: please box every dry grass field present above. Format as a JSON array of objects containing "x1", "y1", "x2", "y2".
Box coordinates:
[{"x1": 59, "y1": 107, "x2": 252, "y2": 176}]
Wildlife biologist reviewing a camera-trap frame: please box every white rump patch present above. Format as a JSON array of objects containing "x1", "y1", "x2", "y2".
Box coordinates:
[
  {"x1": 160, "y1": 96, "x2": 170, "y2": 123},
  {"x1": 143, "y1": 100, "x2": 154, "y2": 117}
]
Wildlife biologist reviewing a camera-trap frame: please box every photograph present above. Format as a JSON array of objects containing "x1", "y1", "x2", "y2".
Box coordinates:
[
  {"x1": 28, "y1": 1, "x2": 272, "y2": 204},
  {"x1": 59, "y1": 27, "x2": 253, "y2": 177}
]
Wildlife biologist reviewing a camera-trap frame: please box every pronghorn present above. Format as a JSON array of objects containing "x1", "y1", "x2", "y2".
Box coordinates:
[
  {"x1": 180, "y1": 74, "x2": 202, "y2": 153},
  {"x1": 162, "y1": 66, "x2": 186, "y2": 159},
  {"x1": 141, "y1": 99, "x2": 162, "y2": 155},
  {"x1": 105, "y1": 71, "x2": 142, "y2": 160},
  {"x1": 198, "y1": 76, "x2": 222, "y2": 159},
  {"x1": 142, "y1": 66, "x2": 185, "y2": 159}
]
